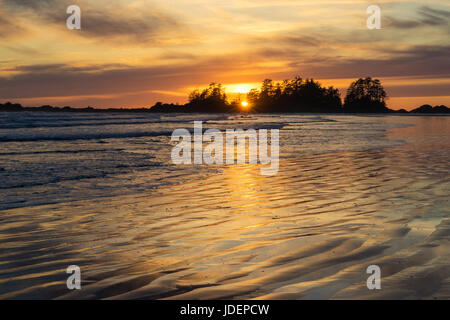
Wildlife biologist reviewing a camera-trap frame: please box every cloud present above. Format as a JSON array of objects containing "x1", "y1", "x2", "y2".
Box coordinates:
[
  {"x1": 1, "y1": 43, "x2": 449, "y2": 103},
  {"x1": 285, "y1": 45, "x2": 450, "y2": 79},
  {"x1": 0, "y1": 60, "x2": 243, "y2": 100},
  {"x1": 0, "y1": 11, "x2": 28, "y2": 39},
  {"x1": 385, "y1": 5, "x2": 450, "y2": 29},
  {"x1": 0, "y1": 0, "x2": 186, "y2": 44}
]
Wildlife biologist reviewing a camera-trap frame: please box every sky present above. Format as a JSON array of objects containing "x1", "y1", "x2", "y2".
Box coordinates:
[{"x1": 0, "y1": 0, "x2": 449, "y2": 110}]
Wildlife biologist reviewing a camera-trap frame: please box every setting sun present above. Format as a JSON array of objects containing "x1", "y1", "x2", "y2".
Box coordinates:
[{"x1": 241, "y1": 101, "x2": 249, "y2": 108}]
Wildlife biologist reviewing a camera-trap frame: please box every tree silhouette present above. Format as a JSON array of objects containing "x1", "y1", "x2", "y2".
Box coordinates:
[
  {"x1": 187, "y1": 83, "x2": 235, "y2": 112},
  {"x1": 343, "y1": 77, "x2": 389, "y2": 113},
  {"x1": 247, "y1": 77, "x2": 342, "y2": 113}
]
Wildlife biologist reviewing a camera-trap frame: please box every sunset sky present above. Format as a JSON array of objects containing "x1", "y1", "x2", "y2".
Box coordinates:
[{"x1": 0, "y1": 0, "x2": 449, "y2": 110}]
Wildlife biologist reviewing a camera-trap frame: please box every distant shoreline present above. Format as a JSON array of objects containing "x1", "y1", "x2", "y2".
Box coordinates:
[
  {"x1": 2, "y1": 77, "x2": 449, "y2": 115},
  {"x1": 1, "y1": 102, "x2": 449, "y2": 115}
]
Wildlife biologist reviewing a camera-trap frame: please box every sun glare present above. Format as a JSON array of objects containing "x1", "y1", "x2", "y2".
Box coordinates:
[
  {"x1": 241, "y1": 101, "x2": 249, "y2": 108},
  {"x1": 226, "y1": 83, "x2": 258, "y2": 94}
]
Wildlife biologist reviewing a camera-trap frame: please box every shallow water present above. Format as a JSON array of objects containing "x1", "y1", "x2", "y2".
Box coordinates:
[
  {"x1": 0, "y1": 113, "x2": 405, "y2": 210},
  {"x1": 0, "y1": 113, "x2": 449, "y2": 299}
]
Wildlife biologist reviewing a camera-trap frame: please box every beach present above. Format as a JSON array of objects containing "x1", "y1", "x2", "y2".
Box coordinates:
[{"x1": 0, "y1": 113, "x2": 449, "y2": 299}]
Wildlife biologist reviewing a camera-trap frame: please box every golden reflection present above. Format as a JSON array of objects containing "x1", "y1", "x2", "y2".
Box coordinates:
[{"x1": 223, "y1": 164, "x2": 262, "y2": 205}]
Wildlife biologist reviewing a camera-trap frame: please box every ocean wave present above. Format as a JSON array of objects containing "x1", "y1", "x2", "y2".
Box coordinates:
[{"x1": 0, "y1": 131, "x2": 175, "y2": 142}]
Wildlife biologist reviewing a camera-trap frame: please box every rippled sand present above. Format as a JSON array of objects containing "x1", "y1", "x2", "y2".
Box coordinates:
[{"x1": 0, "y1": 116, "x2": 449, "y2": 299}]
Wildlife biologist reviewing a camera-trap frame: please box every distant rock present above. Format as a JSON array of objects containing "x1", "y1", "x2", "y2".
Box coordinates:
[
  {"x1": 0, "y1": 102, "x2": 23, "y2": 111},
  {"x1": 433, "y1": 105, "x2": 450, "y2": 113},
  {"x1": 393, "y1": 108, "x2": 409, "y2": 113},
  {"x1": 410, "y1": 104, "x2": 450, "y2": 114}
]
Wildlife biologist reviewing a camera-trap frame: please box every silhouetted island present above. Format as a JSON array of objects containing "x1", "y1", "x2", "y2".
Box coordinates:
[
  {"x1": 409, "y1": 104, "x2": 450, "y2": 114},
  {"x1": 1, "y1": 77, "x2": 448, "y2": 114}
]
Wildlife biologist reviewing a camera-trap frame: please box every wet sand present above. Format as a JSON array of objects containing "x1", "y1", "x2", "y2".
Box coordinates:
[{"x1": 0, "y1": 116, "x2": 449, "y2": 299}]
